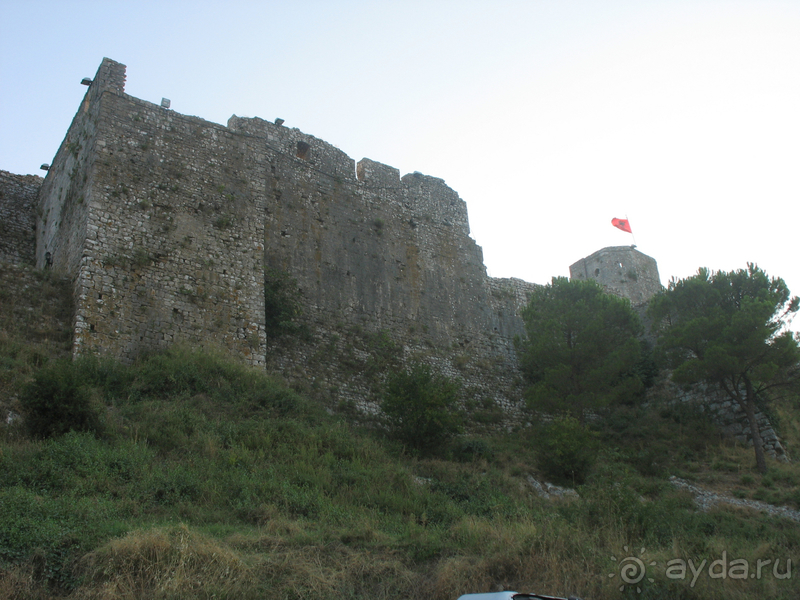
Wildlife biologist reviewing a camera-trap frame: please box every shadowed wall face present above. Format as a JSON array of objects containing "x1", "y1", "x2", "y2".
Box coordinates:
[{"x1": 0, "y1": 171, "x2": 39, "y2": 266}]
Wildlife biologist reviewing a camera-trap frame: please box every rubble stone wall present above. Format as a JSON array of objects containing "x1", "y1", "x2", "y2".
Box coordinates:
[
  {"x1": 651, "y1": 379, "x2": 788, "y2": 461},
  {"x1": 0, "y1": 171, "x2": 40, "y2": 266},
  {"x1": 33, "y1": 58, "x2": 538, "y2": 416}
]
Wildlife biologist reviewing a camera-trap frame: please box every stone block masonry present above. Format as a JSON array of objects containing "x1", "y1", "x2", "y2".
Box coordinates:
[
  {"x1": 30, "y1": 58, "x2": 539, "y2": 417},
  {"x1": 0, "y1": 171, "x2": 40, "y2": 265},
  {"x1": 38, "y1": 59, "x2": 266, "y2": 366},
  {"x1": 570, "y1": 245, "x2": 662, "y2": 306},
  {"x1": 652, "y1": 379, "x2": 789, "y2": 461},
  {"x1": 2, "y1": 58, "x2": 790, "y2": 455}
]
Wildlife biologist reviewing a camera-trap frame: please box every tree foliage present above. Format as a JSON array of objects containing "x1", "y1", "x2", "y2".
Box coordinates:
[
  {"x1": 536, "y1": 415, "x2": 598, "y2": 485},
  {"x1": 648, "y1": 263, "x2": 800, "y2": 473},
  {"x1": 518, "y1": 277, "x2": 644, "y2": 421},
  {"x1": 20, "y1": 358, "x2": 105, "y2": 439},
  {"x1": 380, "y1": 362, "x2": 462, "y2": 455}
]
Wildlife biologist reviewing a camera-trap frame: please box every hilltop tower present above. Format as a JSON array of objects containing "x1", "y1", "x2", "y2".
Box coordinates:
[{"x1": 569, "y1": 246, "x2": 661, "y2": 305}]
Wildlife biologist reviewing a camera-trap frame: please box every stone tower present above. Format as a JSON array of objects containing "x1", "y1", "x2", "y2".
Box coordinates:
[{"x1": 569, "y1": 246, "x2": 661, "y2": 305}]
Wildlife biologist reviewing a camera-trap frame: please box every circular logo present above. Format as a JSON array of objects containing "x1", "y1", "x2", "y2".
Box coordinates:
[{"x1": 610, "y1": 546, "x2": 656, "y2": 593}]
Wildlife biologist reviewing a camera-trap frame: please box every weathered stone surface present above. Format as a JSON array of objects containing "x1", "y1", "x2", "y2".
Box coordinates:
[
  {"x1": 20, "y1": 58, "x2": 539, "y2": 418},
  {"x1": 0, "y1": 170, "x2": 40, "y2": 265},
  {"x1": 651, "y1": 378, "x2": 789, "y2": 462},
  {"x1": 670, "y1": 477, "x2": 800, "y2": 521},
  {"x1": 570, "y1": 246, "x2": 662, "y2": 305},
  {"x1": 1, "y1": 57, "x2": 788, "y2": 453}
]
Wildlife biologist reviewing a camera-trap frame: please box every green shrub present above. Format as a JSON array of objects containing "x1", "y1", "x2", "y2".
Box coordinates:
[
  {"x1": 129, "y1": 346, "x2": 240, "y2": 400},
  {"x1": 128, "y1": 346, "x2": 316, "y2": 415},
  {"x1": 20, "y1": 358, "x2": 104, "y2": 439},
  {"x1": 0, "y1": 485, "x2": 122, "y2": 591},
  {"x1": 536, "y1": 415, "x2": 597, "y2": 485},
  {"x1": 381, "y1": 362, "x2": 462, "y2": 456},
  {"x1": 452, "y1": 438, "x2": 495, "y2": 462},
  {"x1": 263, "y1": 267, "x2": 304, "y2": 337}
]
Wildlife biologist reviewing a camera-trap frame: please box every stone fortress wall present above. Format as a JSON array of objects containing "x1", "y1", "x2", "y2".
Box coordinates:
[
  {"x1": 36, "y1": 59, "x2": 267, "y2": 367},
  {"x1": 19, "y1": 58, "x2": 538, "y2": 416},
  {"x1": 0, "y1": 170, "x2": 39, "y2": 265},
  {"x1": 669, "y1": 382, "x2": 789, "y2": 460},
  {"x1": 0, "y1": 57, "x2": 788, "y2": 454}
]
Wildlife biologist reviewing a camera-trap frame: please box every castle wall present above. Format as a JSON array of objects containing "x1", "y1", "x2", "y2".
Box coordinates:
[
  {"x1": 32, "y1": 58, "x2": 542, "y2": 418},
  {"x1": 5, "y1": 58, "x2": 792, "y2": 455},
  {"x1": 36, "y1": 58, "x2": 125, "y2": 277},
  {"x1": 569, "y1": 245, "x2": 662, "y2": 305},
  {"x1": 0, "y1": 171, "x2": 40, "y2": 265},
  {"x1": 226, "y1": 114, "x2": 535, "y2": 413},
  {"x1": 650, "y1": 379, "x2": 788, "y2": 461},
  {"x1": 225, "y1": 116, "x2": 493, "y2": 340},
  {"x1": 38, "y1": 59, "x2": 267, "y2": 365}
]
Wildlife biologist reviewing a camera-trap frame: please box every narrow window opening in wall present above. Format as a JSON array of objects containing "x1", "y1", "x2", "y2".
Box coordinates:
[
  {"x1": 90, "y1": 324, "x2": 95, "y2": 332},
  {"x1": 296, "y1": 141, "x2": 310, "y2": 159},
  {"x1": 296, "y1": 142, "x2": 311, "y2": 160},
  {"x1": 594, "y1": 268, "x2": 600, "y2": 277},
  {"x1": 98, "y1": 293, "x2": 102, "y2": 300}
]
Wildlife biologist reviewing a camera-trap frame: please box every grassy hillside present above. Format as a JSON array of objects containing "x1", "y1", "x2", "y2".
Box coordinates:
[
  {"x1": 0, "y1": 264, "x2": 73, "y2": 412},
  {"x1": 1, "y1": 275, "x2": 799, "y2": 599}
]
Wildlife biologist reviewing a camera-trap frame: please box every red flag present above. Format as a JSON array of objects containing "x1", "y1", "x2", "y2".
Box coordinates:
[{"x1": 611, "y1": 218, "x2": 632, "y2": 233}]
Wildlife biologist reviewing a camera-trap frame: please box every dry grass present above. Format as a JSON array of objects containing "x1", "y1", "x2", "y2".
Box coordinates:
[
  {"x1": 74, "y1": 525, "x2": 257, "y2": 599},
  {"x1": 54, "y1": 518, "x2": 618, "y2": 599},
  {"x1": 3, "y1": 498, "x2": 799, "y2": 599},
  {"x1": 0, "y1": 562, "x2": 52, "y2": 600},
  {"x1": 74, "y1": 524, "x2": 419, "y2": 600},
  {"x1": 254, "y1": 542, "x2": 415, "y2": 600}
]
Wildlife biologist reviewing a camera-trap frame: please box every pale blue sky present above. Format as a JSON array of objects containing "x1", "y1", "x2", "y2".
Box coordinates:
[{"x1": 2, "y1": 1, "x2": 799, "y2": 328}]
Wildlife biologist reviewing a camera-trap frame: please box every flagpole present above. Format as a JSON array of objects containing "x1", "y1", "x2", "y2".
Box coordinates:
[{"x1": 627, "y1": 214, "x2": 637, "y2": 248}]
